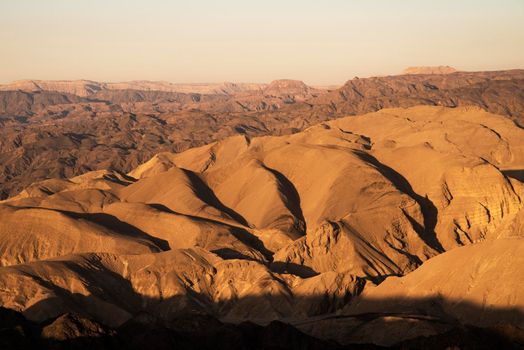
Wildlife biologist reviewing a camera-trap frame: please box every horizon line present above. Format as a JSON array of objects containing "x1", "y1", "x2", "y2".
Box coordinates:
[{"x1": 2, "y1": 66, "x2": 524, "y2": 87}]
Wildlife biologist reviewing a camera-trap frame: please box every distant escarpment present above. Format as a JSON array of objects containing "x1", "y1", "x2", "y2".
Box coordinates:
[{"x1": 402, "y1": 65, "x2": 458, "y2": 75}]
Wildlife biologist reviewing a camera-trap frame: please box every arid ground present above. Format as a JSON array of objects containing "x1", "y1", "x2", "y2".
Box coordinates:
[{"x1": 0, "y1": 68, "x2": 523, "y2": 349}]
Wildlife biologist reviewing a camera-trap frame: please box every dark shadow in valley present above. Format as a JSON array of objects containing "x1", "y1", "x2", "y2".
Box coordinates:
[
  {"x1": 147, "y1": 203, "x2": 273, "y2": 260},
  {"x1": 181, "y1": 169, "x2": 251, "y2": 227},
  {"x1": 503, "y1": 169, "x2": 524, "y2": 183},
  {"x1": 209, "y1": 248, "x2": 263, "y2": 261},
  {"x1": 261, "y1": 164, "x2": 307, "y2": 236},
  {"x1": 9, "y1": 206, "x2": 171, "y2": 252},
  {"x1": 58, "y1": 210, "x2": 171, "y2": 252},
  {"x1": 270, "y1": 261, "x2": 319, "y2": 278},
  {"x1": 4, "y1": 285, "x2": 523, "y2": 350},
  {"x1": 352, "y1": 150, "x2": 444, "y2": 253}
]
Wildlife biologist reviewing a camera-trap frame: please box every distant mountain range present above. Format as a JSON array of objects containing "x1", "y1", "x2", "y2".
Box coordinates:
[{"x1": 0, "y1": 78, "x2": 330, "y2": 97}]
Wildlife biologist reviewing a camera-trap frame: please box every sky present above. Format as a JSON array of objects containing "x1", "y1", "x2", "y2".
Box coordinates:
[{"x1": 0, "y1": 0, "x2": 523, "y2": 85}]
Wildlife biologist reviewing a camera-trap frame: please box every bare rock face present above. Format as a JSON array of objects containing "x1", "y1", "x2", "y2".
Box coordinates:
[
  {"x1": 0, "y1": 106, "x2": 523, "y2": 346},
  {"x1": 402, "y1": 66, "x2": 458, "y2": 75}
]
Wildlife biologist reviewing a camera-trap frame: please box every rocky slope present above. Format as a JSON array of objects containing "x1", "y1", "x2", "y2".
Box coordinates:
[{"x1": 0, "y1": 106, "x2": 523, "y2": 346}]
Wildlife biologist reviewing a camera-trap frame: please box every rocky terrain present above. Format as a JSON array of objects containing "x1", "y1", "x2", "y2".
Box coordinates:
[
  {"x1": 1, "y1": 69, "x2": 524, "y2": 200},
  {"x1": 0, "y1": 106, "x2": 523, "y2": 348}
]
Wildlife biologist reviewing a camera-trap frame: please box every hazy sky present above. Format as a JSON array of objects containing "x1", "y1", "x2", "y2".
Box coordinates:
[{"x1": 1, "y1": 0, "x2": 523, "y2": 84}]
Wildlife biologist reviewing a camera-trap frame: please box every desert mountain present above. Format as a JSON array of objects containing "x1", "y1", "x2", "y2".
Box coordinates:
[
  {"x1": 0, "y1": 106, "x2": 523, "y2": 346},
  {"x1": 0, "y1": 70, "x2": 523, "y2": 200}
]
